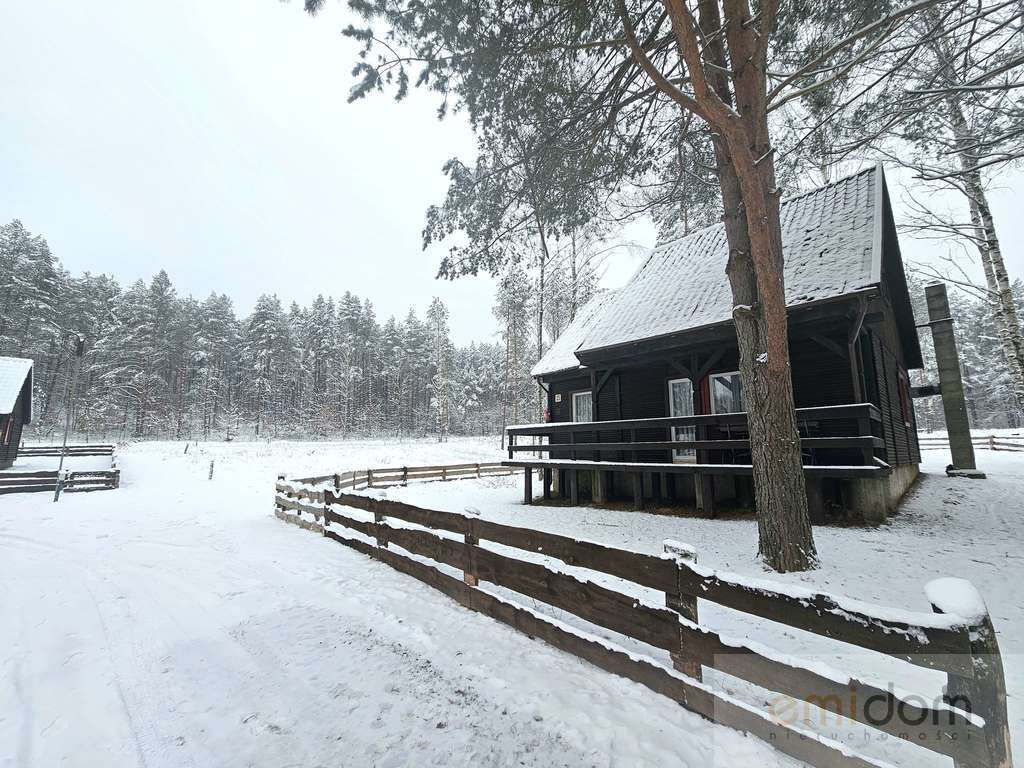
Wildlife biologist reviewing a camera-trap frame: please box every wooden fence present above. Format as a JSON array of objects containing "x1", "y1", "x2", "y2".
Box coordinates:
[
  {"x1": 17, "y1": 443, "x2": 116, "y2": 457},
  {"x1": 273, "y1": 479, "x2": 1012, "y2": 768},
  {"x1": 919, "y1": 434, "x2": 1024, "y2": 453},
  {"x1": 289, "y1": 461, "x2": 515, "y2": 489},
  {"x1": 2, "y1": 443, "x2": 120, "y2": 494},
  {"x1": 0, "y1": 469, "x2": 120, "y2": 495}
]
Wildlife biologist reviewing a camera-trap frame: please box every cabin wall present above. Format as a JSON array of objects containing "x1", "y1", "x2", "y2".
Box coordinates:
[
  {"x1": 0, "y1": 390, "x2": 27, "y2": 470},
  {"x1": 868, "y1": 329, "x2": 920, "y2": 466}
]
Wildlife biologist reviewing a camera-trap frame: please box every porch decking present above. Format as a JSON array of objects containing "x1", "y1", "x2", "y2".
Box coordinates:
[{"x1": 503, "y1": 403, "x2": 888, "y2": 519}]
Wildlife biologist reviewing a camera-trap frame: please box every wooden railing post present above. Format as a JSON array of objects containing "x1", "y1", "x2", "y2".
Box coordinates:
[
  {"x1": 928, "y1": 579, "x2": 1012, "y2": 768},
  {"x1": 374, "y1": 509, "x2": 388, "y2": 548},
  {"x1": 402, "y1": 466, "x2": 408, "y2": 484},
  {"x1": 367, "y1": 469, "x2": 373, "y2": 488},
  {"x1": 664, "y1": 540, "x2": 701, "y2": 681},
  {"x1": 464, "y1": 519, "x2": 479, "y2": 586},
  {"x1": 508, "y1": 433, "x2": 514, "y2": 460}
]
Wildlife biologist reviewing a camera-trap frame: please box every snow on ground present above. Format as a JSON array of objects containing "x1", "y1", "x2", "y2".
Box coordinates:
[
  {"x1": 2, "y1": 438, "x2": 1021, "y2": 767},
  {"x1": 1, "y1": 437, "x2": 799, "y2": 768},
  {"x1": 366, "y1": 448, "x2": 1024, "y2": 766}
]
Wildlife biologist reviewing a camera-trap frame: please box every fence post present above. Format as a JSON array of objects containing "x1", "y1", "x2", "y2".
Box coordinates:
[
  {"x1": 208, "y1": 460, "x2": 215, "y2": 480},
  {"x1": 373, "y1": 510, "x2": 388, "y2": 548},
  {"x1": 990, "y1": 435, "x2": 996, "y2": 451},
  {"x1": 463, "y1": 518, "x2": 479, "y2": 587},
  {"x1": 333, "y1": 473, "x2": 341, "y2": 492},
  {"x1": 403, "y1": 466, "x2": 408, "y2": 484},
  {"x1": 367, "y1": 469, "x2": 373, "y2": 488},
  {"x1": 476, "y1": 462, "x2": 481, "y2": 479},
  {"x1": 442, "y1": 466, "x2": 448, "y2": 481},
  {"x1": 927, "y1": 579, "x2": 1011, "y2": 768},
  {"x1": 664, "y1": 540, "x2": 701, "y2": 681}
]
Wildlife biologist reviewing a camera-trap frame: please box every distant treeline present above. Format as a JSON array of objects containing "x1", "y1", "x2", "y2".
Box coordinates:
[{"x1": 0, "y1": 219, "x2": 531, "y2": 441}]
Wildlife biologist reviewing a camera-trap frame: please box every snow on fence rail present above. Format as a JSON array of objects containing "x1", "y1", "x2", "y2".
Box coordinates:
[
  {"x1": 17, "y1": 443, "x2": 116, "y2": 457},
  {"x1": 0, "y1": 469, "x2": 120, "y2": 494},
  {"x1": 273, "y1": 480, "x2": 1012, "y2": 768},
  {"x1": 286, "y1": 461, "x2": 515, "y2": 490},
  {"x1": 1, "y1": 443, "x2": 120, "y2": 495},
  {"x1": 918, "y1": 434, "x2": 1024, "y2": 452}
]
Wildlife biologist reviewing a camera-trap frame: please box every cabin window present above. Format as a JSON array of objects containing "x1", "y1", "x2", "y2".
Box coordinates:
[
  {"x1": 668, "y1": 378, "x2": 695, "y2": 462},
  {"x1": 571, "y1": 391, "x2": 593, "y2": 422},
  {"x1": 710, "y1": 371, "x2": 745, "y2": 414}
]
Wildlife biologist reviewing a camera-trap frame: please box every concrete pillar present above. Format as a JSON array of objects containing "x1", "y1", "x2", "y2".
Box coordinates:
[
  {"x1": 843, "y1": 477, "x2": 889, "y2": 524},
  {"x1": 926, "y1": 282, "x2": 978, "y2": 472}
]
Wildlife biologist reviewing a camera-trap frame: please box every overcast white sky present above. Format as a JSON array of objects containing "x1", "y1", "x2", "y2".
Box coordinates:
[{"x1": 1, "y1": 0, "x2": 1020, "y2": 346}]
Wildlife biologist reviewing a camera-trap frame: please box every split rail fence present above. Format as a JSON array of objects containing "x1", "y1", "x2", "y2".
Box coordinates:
[
  {"x1": 274, "y1": 466, "x2": 1011, "y2": 768},
  {"x1": 919, "y1": 434, "x2": 1024, "y2": 453},
  {"x1": 289, "y1": 461, "x2": 515, "y2": 490},
  {"x1": 1, "y1": 444, "x2": 120, "y2": 495}
]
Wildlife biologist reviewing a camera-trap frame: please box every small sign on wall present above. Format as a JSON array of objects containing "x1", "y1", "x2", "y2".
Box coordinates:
[{"x1": 554, "y1": 393, "x2": 562, "y2": 403}]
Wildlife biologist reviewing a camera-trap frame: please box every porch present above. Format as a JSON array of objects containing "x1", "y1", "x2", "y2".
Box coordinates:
[{"x1": 503, "y1": 403, "x2": 896, "y2": 522}]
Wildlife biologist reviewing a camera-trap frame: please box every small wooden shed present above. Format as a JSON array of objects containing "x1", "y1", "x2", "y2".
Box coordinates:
[{"x1": 0, "y1": 356, "x2": 34, "y2": 470}]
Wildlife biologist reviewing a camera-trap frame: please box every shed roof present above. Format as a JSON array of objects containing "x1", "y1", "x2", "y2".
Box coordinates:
[{"x1": 0, "y1": 356, "x2": 33, "y2": 421}]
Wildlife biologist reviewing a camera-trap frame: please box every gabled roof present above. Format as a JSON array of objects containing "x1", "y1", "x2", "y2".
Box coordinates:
[
  {"x1": 582, "y1": 166, "x2": 882, "y2": 355},
  {"x1": 531, "y1": 290, "x2": 617, "y2": 377},
  {"x1": 533, "y1": 164, "x2": 920, "y2": 376},
  {"x1": 0, "y1": 356, "x2": 33, "y2": 421}
]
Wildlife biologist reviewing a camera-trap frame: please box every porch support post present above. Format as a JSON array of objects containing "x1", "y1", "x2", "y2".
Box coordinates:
[
  {"x1": 805, "y1": 476, "x2": 826, "y2": 525},
  {"x1": 523, "y1": 466, "x2": 533, "y2": 504},
  {"x1": 847, "y1": 297, "x2": 868, "y2": 402},
  {"x1": 569, "y1": 470, "x2": 579, "y2": 505},
  {"x1": 631, "y1": 472, "x2": 643, "y2": 511},
  {"x1": 695, "y1": 474, "x2": 715, "y2": 517},
  {"x1": 592, "y1": 470, "x2": 607, "y2": 503},
  {"x1": 543, "y1": 467, "x2": 552, "y2": 500}
]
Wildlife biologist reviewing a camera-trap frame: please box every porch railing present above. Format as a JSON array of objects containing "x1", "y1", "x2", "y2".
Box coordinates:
[{"x1": 506, "y1": 402, "x2": 883, "y2": 467}]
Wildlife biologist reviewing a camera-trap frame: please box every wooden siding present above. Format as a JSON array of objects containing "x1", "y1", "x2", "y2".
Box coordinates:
[
  {"x1": 0, "y1": 383, "x2": 28, "y2": 470},
  {"x1": 869, "y1": 329, "x2": 920, "y2": 466}
]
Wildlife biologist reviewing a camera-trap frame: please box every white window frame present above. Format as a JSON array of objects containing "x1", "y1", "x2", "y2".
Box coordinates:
[
  {"x1": 667, "y1": 377, "x2": 696, "y2": 463},
  {"x1": 571, "y1": 390, "x2": 593, "y2": 423},
  {"x1": 709, "y1": 370, "x2": 744, "y2": 414}
]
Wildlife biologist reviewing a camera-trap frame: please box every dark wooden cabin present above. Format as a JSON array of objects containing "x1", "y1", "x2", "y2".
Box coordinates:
[
  {"x1": 505, "y1": 164, "x2": 922, "y2": 522},
  {"x1": 0, "y1": 357, "x2": 34, "y2": 470}
]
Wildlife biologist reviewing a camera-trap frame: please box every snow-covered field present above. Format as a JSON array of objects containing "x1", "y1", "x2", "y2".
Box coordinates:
[{"x1": 1, "y1": 438, "x2": 1021, "y2": 766}]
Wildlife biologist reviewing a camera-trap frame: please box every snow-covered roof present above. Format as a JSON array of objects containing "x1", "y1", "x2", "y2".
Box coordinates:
[
  {"x1": 0, "y1": 356, "x2": 33, "y2": 420},
  {"x1": 531, "y1": 290, "x2": 618, "y2": 377},
  {"x1": 575, "y1": 165, "x2": 883, "y2": 359}
]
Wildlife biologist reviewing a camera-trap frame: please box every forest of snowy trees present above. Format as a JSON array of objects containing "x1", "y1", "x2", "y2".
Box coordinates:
[
  {"x1": 0, "y1": 219, "x2": 594, "y2": 442},
  {"x1": 3, "y1": 216, "x2": 1022, "y2": 442}
]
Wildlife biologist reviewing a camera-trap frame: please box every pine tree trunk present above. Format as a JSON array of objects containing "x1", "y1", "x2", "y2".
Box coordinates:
[
  {"x1": 949, "y1": 98, "x2": 1024, "y2": 414},
  {"x1": 687, "y1": 0, "x2": 816, "y2": 571}
]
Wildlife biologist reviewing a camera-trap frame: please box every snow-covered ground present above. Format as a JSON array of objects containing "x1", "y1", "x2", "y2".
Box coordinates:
[{"x1": 1, "y1": 438, "x2": 1020, "y2": 766}]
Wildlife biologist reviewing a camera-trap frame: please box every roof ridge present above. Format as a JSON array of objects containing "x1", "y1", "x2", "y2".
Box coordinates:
[
  {"x1": 779, "y1": 163, "x2": 879, "y2": 206},
  {"x1": 649, "y1": 163, "x2": 880, "y2": 254}
]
